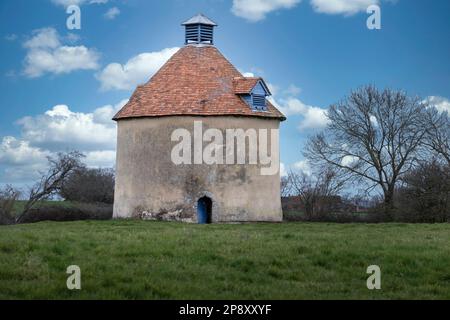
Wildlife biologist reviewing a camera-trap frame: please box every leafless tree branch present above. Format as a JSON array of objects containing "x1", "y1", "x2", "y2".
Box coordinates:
[
  {"x1": 304, "y1": 86, "x2": 430, "y2": 212},
  {"x1": 16, "y1": 151, "x2": 84, "y2": 223}
]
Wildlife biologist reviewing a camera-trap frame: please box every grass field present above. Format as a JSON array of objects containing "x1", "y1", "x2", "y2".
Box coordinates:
[
  {"x1": 12, "y1": 200, "x2": 77, "y2": 212},
  {"x1": 0, "y1": 220, "x2": 449, "y2": 300}
]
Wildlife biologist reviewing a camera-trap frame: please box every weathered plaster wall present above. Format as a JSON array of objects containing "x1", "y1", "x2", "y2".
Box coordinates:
[{"x1": 113, "y1": 116, "x2": 282, "y2": 222}]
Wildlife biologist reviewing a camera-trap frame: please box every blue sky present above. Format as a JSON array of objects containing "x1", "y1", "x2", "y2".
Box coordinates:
[{"x1": 1, "y1": 0, "x2": 450, "y2": 185}]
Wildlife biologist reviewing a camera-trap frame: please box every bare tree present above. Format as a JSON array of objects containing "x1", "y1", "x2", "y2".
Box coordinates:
[
  {"x1": 288, "y1": 171, "x2": 317, "y2": 219},
  {"x1": 426, "y1": 108, "x2": 450, "y2": 165},
  {"x1": 16, "y1": 151, "x2": 84, "y2": 223},
  {"x1": 280, "y1": 176, "x2": 292, "y2": 198},
  {"x1": 288, "y1": 168, "x2": 344, "y2": 219},
  {"x1": 305, "y1": 86, "x2": 429, "y2": 212}
]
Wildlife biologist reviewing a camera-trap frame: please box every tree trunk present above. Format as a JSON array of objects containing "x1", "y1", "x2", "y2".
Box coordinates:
[{"x1": 383, "y1": 187, "x2": 396, "y2": 220}]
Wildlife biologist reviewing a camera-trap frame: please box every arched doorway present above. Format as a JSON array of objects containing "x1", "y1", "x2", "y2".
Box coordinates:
[{"x1": 197, "y1": 196, "x2": 212, "y2": 224}]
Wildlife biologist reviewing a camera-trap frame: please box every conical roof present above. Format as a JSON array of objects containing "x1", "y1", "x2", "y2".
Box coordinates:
[{"x1": 113, "y1": 45, "x2": 285, "y2": 121}]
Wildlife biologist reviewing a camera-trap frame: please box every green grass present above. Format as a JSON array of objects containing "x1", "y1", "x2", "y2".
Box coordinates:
[
  {"x1": 0, "y1": 221, "x2": 449, "y2": 300},
  {"x1": 12, "y1": 200, "x2": 79, "y2": 215}
]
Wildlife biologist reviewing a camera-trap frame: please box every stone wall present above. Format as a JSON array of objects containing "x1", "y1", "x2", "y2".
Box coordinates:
[{"x1": 113, "y1": 116, "x2": 282, "y2": 223}]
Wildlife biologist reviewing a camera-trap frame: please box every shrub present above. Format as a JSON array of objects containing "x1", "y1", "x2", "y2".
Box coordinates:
[
  {"x1": 283, "y1": 210, "x2": 370, "y2": 223},
  {"x1": 0, "y1": 186, "x2": 20, "y2": 225},
  {"x1": 19, "y1": 203, "x2": 113, "y2": 224},
  {"x1": 60, "y1": 168, "x2": 115, "y2": 204},
  {"x1": 394, "y1": 161, "x2": 450, "y2": 223}
]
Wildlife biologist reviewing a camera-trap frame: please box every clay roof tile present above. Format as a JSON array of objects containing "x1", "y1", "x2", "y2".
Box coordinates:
[{"x1": 113, "y1": 45, "x2": 286, "y2": 121}]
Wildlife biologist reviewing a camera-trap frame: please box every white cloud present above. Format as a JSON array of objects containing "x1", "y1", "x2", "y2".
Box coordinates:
[
  {"x1": 0, "y1": 137, "x2": 50, "y2": 183},
  {"x1": 97, "y1": 47, "x2": 179, "y2": 91},
  {"x1": 51, "y1": 0, "x2": 86, "y2": 6},
  {"x1": 369, "y1": 114, "x2": 379, "y2": 127},
  {"x1": 310, "y1": 0, "x2": 378, "y2": 16},
  {"x1": 299, "y1": 105, "x2": 329, "y2": 130},
  {"x1": 270, "y1": 96, "x2": 329, "y2": 130},
  {"x1": 293, "y1": 160, "x2": 312, "y2": 175},
  {"x1": 23, "y1": 27, "x2": 100, "y2": 78},
  {"x1": 280, "y1": 160, "x2": 312, "y2": 178},
  {"x1": 17, "y1": 100, "x2": 127, "y2": 152},
  {"x1": 271, "y1": 96, "x2": 304, "y2": 115},
  {"x1": 426, "y1": 96, "x2": 450, "y2": 114},
  {"x1": 23, "y1": 28, "x2": 60, "y2": 50},
  {"x1": 280, "y1": 162, "x2": 287, "y2": 177},
  {"x1": 231, "y1": 0, "x2": 390, "y2": 20},
  {"x1": 240, "y1": 67, "x2": 265, "y2": 78},
  {"x1": 84, "y1": 150, "x2": 116, "y2": 168},
  {"x1": 51, "y1": 0, "x2": 108, "y2": 7},
  {"x1": 232, "y1": 0, "x2": 301, "y2": 22},
  {"x1": 0, "y1": 100, "x2": 126, "y2": 184},
  {"x1": 0, "y1": 137, "x2": 50, "y2": 166},
  {"x1": 65, "y1": 33, "x2": 81, "y2": 43},
  {"x1": 92, "y1": 101, "x2": 128, "y2": 124},
  {"x1": 104, "y1": 7, "x2": 120, "y2": 20},
  {"x1": 267, "y1": 83, "x2": 279, "y2": 96},
  {"x1": 283, "y1": 84, "x2": 301, "y2": 96},
  {"x1": 341, "y1": 155, "x2": 358, "y2": 167},
  {"x1": 267, "y1": 82, "x2": 329, "y2": 130},
  {"x1": 24, "y1": 46, "x2": 100, "y2": 77},
  {"x1": 4, "y1": 34, "x2": 18, "y2": 41}
]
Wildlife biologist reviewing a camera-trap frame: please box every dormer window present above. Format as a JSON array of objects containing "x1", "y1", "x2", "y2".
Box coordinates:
[{"x1": 234, "y1": 77, "x2": 271, "y2": 112}]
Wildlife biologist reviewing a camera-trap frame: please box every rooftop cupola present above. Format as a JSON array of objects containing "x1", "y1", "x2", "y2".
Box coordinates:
[{"x1": 182, "y1": 13, "x2": 218, "y2": 45}]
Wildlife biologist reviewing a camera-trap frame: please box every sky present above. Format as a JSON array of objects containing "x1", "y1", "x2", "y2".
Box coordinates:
[{"x1": 0, "y1": 0, "x2": 450, "y2": 186}]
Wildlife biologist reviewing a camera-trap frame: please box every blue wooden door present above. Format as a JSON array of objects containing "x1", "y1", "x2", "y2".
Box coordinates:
[
  {"x1": 197, "y1": 197, "x2": 212, "y2": 224},
  {"x1": 197, "y1": 199, "x2": 207, "y2": 224}
]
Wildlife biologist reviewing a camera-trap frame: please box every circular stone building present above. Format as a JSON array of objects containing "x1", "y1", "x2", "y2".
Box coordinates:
[{"x1": 113, "y1": 14, "x2": 286, "y2": 223}]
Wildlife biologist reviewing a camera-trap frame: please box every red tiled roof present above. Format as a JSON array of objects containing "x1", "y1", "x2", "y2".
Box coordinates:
[
  {"x1": 113, "y1": 45, "x2": 286, "y2": 121},
  {"x1": 233, "y1": 77, "x2": 272, "y2": 95}
]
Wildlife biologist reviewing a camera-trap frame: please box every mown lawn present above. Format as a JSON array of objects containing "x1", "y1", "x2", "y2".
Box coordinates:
[{"x1": 0, "y1": 220, "x2": 449, "y2": 300}]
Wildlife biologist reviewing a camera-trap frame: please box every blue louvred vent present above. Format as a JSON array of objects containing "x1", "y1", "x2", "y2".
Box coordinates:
[
  {"x1": 182, "y1": 14, "x2": 218, "y2": 45},
  {"x1": 252, "y1": 95, "x2": 267, "y2": 110}
]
